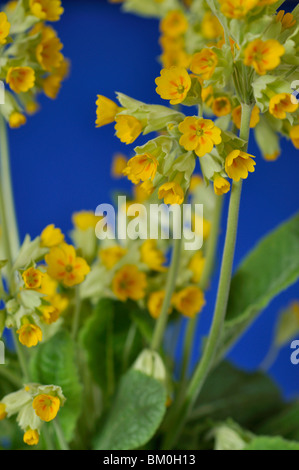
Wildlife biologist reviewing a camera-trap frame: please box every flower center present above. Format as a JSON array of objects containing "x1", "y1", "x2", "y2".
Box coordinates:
[
  {"x1": 196, "y1": 129, "x2": 204, "y2": 137},
  {"x1": 65, "y1": 265, "x2": 73, "y2": 273},
  {"x1": 177, "y1": 84, "x2": 185, "y2": 94}
]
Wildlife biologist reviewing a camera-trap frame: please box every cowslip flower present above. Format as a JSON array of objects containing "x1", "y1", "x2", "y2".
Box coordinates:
[
  {"x1": 201, "y1": 12, "x2": 223, "y2": 39},
  {"x1": 0, "y1": 12, "x2": 10, "y2": 45},
  {"x1": 32, "y1": 394, "x2": 60, "y2": 422},
  {"x1": 72, "y1": 211, "x2": 101, "y2": 231},
  {"x1": 179, "y1": 117, "x2": 222, "y2": 158},
  {"x1": 99, "y1": 246, "x2": 127, "y2": 269},
  {"x1": 172, "y1": 286, "x2": 205, "y2": 318},
  {"x1": 39, "y1": 305, "x2": 60, "y2": 325},
  {"x1": 0, "y1": 403, "x2": 7, "y2": 420},
  {"x1": 269, "y1": 93, "x2": 298, "y2": 119},
  {"x1": 225, "y1": 150, "x2": 256, "y2": 182},
  {"x1": 264, "y1": 151, "x2": 280, "y2": 161},
  {"x1": 42, "y1": 74, "x2": 63, "y2": 99},
  {"x1": 96, "y1": 95, "x2": 119, "y2": 128},
  {"x1": 213, "y1": 176, "x2": 231, "y2": 196},
  {"x1": 17, "y1": 324, "x2": 43, "y2": 348},
  {"x1": 190, "y1": 49, "x2": 218, "y2": 80},
  {"x1": 6, "y1": 67, "x2": 36, "y2": 94},
  {"x1": 29, "y1": 0, "x2": 64, "y2": 22},
  {"x1": 141, "y1": 240, "x2": 166, "y2": 272},
  {"x1": 148, "y1": 291, "x2": 171, "y2": 319},
  {"x1": 111, "y1": 153, "x2": 127, "y2": 178},
  {"x1": 45, "y1": 243, "x2": 90, "y2": 287},
  {"x1": 115, "y1": 115, "x2": 143, "y2": 144},
  {"x1": 40, "y1": 224, "x2": 64, "y2": 248},
  {"x1": 276, "y1": 10, "x2": 296, "y2": 29},
  {"x1": 244, "y1": 39, "x2": 285, "y2": 75},
  {"x1": 232, "y1": 104, "x2": 260, "y2": 129},
  {"x1": 23, "y1": 429, "x2": 40, "y2": 446},
  {"x1": 123, "y1": 154, "x2": 159, "y2": 184},
  {"x1": 212, "y1": 97, "x2": 231, "y2": 117},
  {"x1": 160, "y1": 10, "x2": 188, "y2": 38},
  {"x1": 158, "y1": 182, "x2": 184, "y2": 205},
  {"x1": 219, "y1": 0, "x2": 259, "y2": 19},
  {"x1": 290, "y1": 125, "x2": 299, "y2": 149},
  {"x1": 188, "y1": 252, "x2": 205, "y2": 284},
  {"x1": 9, "y1": 112, "x2": 27, "y2": 129},
  {"x1": 22, "y1": 267, "x2": 43, "y2": 290},
  {"x1": 112, "y1": 265, "x2": 147, "y2": 301},
  {"x1": 155, "y1": 67, "x2": 191, "y2": 105},
  {"x1": 36, "y1": 26, "x2": 64, "y2": 71}
]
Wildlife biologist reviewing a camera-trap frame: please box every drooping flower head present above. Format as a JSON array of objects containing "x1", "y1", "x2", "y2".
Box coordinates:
[
  {"x1": 17, "y1": 324, "x2": 43, "y2": 348},
  {"x1": 225, "y1": 150, "x2": 256, "y2": 182},
  {"x1": 269, "y1": 93, "x2": 298, "y2": 119},
  {"x1": 244, "y1": 39, "x2": 285, "y2": 75},
  {"x1": 29, "y1": 0, "x2": 64, "y2": 22},
  {"x1": 96, "y1": 95, "x2": 119, "y2": 128},
  {"x1": 115, "y1": 115, "x2": 143, "y2": 144},
  {"x1": 0, "y1": 12, "x2": 10, "y2": 44},
  {"x1": 32, "y1": 394, "x2": 60, "y2": 422},
  {"x1": 190, "y1": 49, "x2": 218, "y2": 80},
  {"x1": 123, "y1": 153, "x2": 159, "y2": 184},
  {"x1": 112, "y1": 265, "x2": 147, "y2": 301},
  {"x1": 213, "y1": 176, "x2": 231, "y2": 196},
  {"x1": 23, "y1": 429, "x2": 40, "y2": 446},
  {"x1": 160, "y1": 10, "x2": 188, "y2": 37},
  {"x1": 6, "y1": 67, "x2": 36, "y2": 94},
  {"x1": 158, "y1": 182, "x2": 185, "y2": 205},
  {"x1": 172, "y1": 286, "x2": 205, "y2": 318}
]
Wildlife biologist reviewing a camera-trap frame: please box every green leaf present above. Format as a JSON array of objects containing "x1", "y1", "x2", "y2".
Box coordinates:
[
  {"x1": 257, "y1": 402, "x2": 299, "y2": 442},
  {"x1": 29, "y1": 331, "x2": 82, "y2": 443},
  {"x1": 219, "y1": 214, "x2": 299, "y2": 358},
  {"x1": 190, "y1": 362, "x2": 282, "y2": 429},
  {"x1": 80, "y1": 299, "x2": 143, "y2": 393},
  {"x1": 93, "y1": 370, "x2": 166, "y2": 450},
  {"x1": 244, "y1": 436, "x2": 299, "y2": 451}
]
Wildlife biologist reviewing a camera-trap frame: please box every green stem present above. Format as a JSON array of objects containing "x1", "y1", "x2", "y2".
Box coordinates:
[
  {"x1": 164, "y1": 103, "x2": 253, "y2": 449},
  {"x1": 52, "y1": 419, "x2": 69, "y2": 451},
  {"x1": 12, "y1": 330, "x2": 30, "y2": 382},
  {"x1": 71, "y1": 286, "x2": 81, "y2": 341},
  {"x1": 0, "y1": 114, "x2": 19, "y2": 259},
  {"x1": 181, "y1": 195, "x2": 224, "y2": 382},
  {"x1": 0, "y1": 366, "x2": 23, "y2": 388},
  {"x1": 150, "y1": 207, "x2": 183, "y2": 351}
]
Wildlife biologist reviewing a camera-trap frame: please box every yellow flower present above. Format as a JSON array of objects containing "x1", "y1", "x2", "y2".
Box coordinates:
[
  {"x1": 264, "y1": 151, "x2": 280, "y2": 161},
  {"x1": 269, "y1": 93, "x2": 298, "y2": 119},
  {"x1": 189, "y1": 174, "x2": 203, "y2": 193},
  {"x1": 219, "y1": 0, "x2": 258, "y2": 19},
  {"x1": 276, "y1": 10, "x2": 296, "y2": 29},
  {"x1": 50, "y1": 293, "x2": 69, "y2": 314},
  {"x1": 112, "y1": 265, "x2": 147, "y2": 301},
  {"x1": 161, "y1": 48, "x2": 191, "y2": 69},
  {"x1": 172, "y1": 286, "x2": 205, "y2": 318},
  {"x1": 22, "y1": 267, "x2": 43, "y2": 290},
  {"x1": 214, "y1": 176, "x2": 231, "y2": 196},
  {"x1": 244, "y1": 39, "x2": 285, "y2": 75},
  {"x1": 188, "y1": 252, "x2": 205, "y2": 283},
  {"x1": 41, "y1": 224, "x2": 64, "y2": 248},
  {"x1": 72, "y1": 211, "x2": 101, "y2": 231},
  {"x1": 36, "y1": 26, "x2": 64, "y2": 71},
  {"x1": 155, "y1": 67, "x2": 191, "y2": 105},
  {"x1": 123, "y1": 153, "x2": 159, "y2": 184},
  {"x1": 9, "y1": 112, "x2": 27, "y2": 129},
  {"x1": 29, "y1": 0, "x2": 64, "y2": 21},
  {"x1": 37, "y1": 273, "x2": 57, "y2": 297},
  {"x1": 0, "y1": 403, "x2": 7, "y2": 420},
  {"x1": 148, "y1": 291, "x2": 171, "y2": 319},
  {"x1": 141, "y1": 240, "x2": 166, "y2": 272},
  {"x1": 23, "y1": 429, "x2": 40, "y2": 446},
  {"x1": 96, "y1": 95, "x2": 119, "y2": 128},
  {"x1": 232, "y1": 104, "x2": 260, "y2": 129},
  {"x1": 115, "y1": 115, "x2": 143, "y2": 144},
  {"x1": 158, "y1": 182, "x2": 184, "y2": 205},
  {"x1": 32, "y1": 394, "x2": 60, "y2": 422},
  {"x1": 111, "y1": 153, "x2": 127, "y2": 178},
  {"x1": 290, "y1": 125, "x2": 299, "y2": 149},
  {"x1": 6, "y1": 67, "x2": 35, "y2": 94},
  {"x1": 42, "y1": 73, "x2": 63, "y2": 99},
  {"x1": 225, "y1": 150, "x2": 256, "y2": 182},
  {"x1": 134, "y1": 180, "x2": 155, "y2": 202},
  {"x1": 201, "y1": 12, "x2": 223, "y2": 39},
  {"x1": 39, "y1": 305, "x2": 60, "y2": 325},
  {"x1": 26, "y1": 101, "x2": 40, "y2": 115},
  {"x1": 160, "y1": 10, "x2": 188, "y2": 38},
  {"x1": 45, "y1": 243, "x2": 90, "y2": 287},
  {"x1": 17, "y1": 324, "x2": 43, "y2": 348},
  {"x1": 212, "y1": 97, "x2": 231, "y2": 117},
  {"x1": 179, "y1": 117, "x2": 222, "y2": 158},
  {"x1": 99, "y1": 246, "x2": 127, "y2": 269},
  {"x1": 190, "y1": 49, "x2": 218, "y2": 80},
  {"x1": 0, "y1": 12, "x2": 10, "y2": 45}
]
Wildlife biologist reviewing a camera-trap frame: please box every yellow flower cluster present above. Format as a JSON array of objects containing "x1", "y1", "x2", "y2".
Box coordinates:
[{"x1": 0, "y1": 0, "x2": 68, "y2": 129}]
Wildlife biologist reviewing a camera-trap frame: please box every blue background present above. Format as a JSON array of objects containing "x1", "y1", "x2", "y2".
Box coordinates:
[{"x1": 8, "y1": 0, "x2": 299, "y2": 397}]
